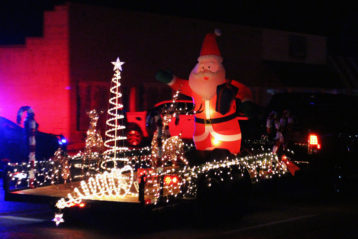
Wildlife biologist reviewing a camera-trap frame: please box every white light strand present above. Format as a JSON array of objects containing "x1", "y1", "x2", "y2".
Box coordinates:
[
  {"x1": 56, "y1": 165, "x2": 135, "y2": 209},
  {"x1": 8, "y1": 141, "x2": 292, "y2": 210},
  {"x1": 104, "y1": 57, "x2": 128, "y2": 162}
]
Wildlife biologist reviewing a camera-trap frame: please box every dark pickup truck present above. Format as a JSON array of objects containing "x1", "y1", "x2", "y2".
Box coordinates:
[
  {"x1": 263, "y1": 92, "x2": 358, "y2": 194},
  {"x1": 0, "y1": 116, "x2": 66, "y2": 174}
]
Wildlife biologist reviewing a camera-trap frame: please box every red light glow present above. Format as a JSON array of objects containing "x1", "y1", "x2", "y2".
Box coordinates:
[
  {"x1": 127, "y1": 130, "x2": 141, "y2": 146},
  {"x1": 172, "y1": 176, "x2": 178, "y2": 183},
  {"x1": 308, "y1": 133, "x2": 321, "y2": 150},
  {"x1": 164, "y1": 176, "x2": 172, "y2": 185},
  {"x1": 164, "y1": 175, "x2": 179, "y2": 186},
  {"x1": 309, "y1": 134, "x2": 318, "y2": 145}
]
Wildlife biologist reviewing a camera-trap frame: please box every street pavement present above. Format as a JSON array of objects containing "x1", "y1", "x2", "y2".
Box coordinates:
[{"x1": 0, "y1": 178, "x2": 357, "y2": 239}]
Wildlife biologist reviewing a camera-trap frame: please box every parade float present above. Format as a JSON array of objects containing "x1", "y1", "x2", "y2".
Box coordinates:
[{"x1": 3, "y1": 31, "x2": 299, "y2": 226}]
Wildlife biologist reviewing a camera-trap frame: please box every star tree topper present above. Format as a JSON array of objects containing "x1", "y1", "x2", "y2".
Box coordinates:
[{"x1": 112, "y1": 57, "x2": 125, "y2": 71}]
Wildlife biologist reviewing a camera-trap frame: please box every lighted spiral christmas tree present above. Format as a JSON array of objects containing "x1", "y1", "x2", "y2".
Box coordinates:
[{"x1": 104, "y1": 57, "x2": 128, "y2": 161}]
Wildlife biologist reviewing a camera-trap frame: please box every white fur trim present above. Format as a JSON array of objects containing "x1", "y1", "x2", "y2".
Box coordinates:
[
  {"x1": 197, "y1": 55, "x2": 223, "y2": 63},
  {"x1": 168, "y1": 76, "x2": 177, "y2": 86},
  {"x1": 193, "y1": 124, "x2": 241, "y2": 142},
  {"x1": 214, "y1": 28, "x2": 222, "y2": 36},
  {"x1": 193, "y1": 126, "x2": 211, "y2": 142},
  {"x1": 211, "y1": 131, "x2": 242, "y2": 141}
]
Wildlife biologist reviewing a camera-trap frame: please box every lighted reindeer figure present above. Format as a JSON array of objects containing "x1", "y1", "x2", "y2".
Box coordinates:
[
  {"x1": 150, "y1": 91, "x2": 188, "y2": 167},
  {"x1": 84, "y1": 109, "x2": 104, "y2": 155}
]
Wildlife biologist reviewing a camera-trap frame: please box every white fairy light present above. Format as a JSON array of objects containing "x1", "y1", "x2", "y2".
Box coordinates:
[
  {"x1": 56, "y1": 165, "x2": 135, "y2": 209},
  {"x1": 104, "y1": 57, "x2": 128, "y2": 164}
]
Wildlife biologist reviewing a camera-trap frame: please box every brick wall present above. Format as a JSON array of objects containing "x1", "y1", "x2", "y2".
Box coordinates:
[{"x1": 0, "y1": 5, "x2": 70, "y2": 138}]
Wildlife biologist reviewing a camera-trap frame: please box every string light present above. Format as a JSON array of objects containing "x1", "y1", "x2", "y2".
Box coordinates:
[
  {"x1": 5, "y1": 139, "x2": 290, "y2": 210},
  {"x1": 4, "y1": 58, "x2": 299, "y2": 226},
  {"x1": 85, "y1": 109, "x2": 104, "y2": 155},
  {"x1": 56, "y1": 165, "x2": 135, "y2": 209},
  {"x1": 104, "y1": 57, "x2": 128, "y2": 163}
]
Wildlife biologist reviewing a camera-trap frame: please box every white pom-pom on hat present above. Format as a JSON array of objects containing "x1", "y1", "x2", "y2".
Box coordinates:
[{"x1": 214, "y1": 28, "x2": 222, "y2": 37}]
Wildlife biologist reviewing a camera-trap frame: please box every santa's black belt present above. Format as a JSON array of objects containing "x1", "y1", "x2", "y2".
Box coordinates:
[{"x1": 195, "y1": 113, "x2": 237, "y2": 124}]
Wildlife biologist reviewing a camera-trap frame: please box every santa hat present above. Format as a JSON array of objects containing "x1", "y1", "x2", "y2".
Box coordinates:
[{"x1": 199, "y1": 29, "x2": 222, "y2": 57}]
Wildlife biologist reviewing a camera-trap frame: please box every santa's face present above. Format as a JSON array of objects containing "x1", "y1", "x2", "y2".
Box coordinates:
[{"x1": 189, "y1": 55, "x2": 226, "y2": 100}]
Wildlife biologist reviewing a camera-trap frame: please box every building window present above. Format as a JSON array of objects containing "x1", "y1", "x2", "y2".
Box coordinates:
[
  {"x1": 289, "y1": 35, "x2": 307, "y2": 59},
  {"x1": 77, "y1": 81, "x2": 110, "y2": 131}
]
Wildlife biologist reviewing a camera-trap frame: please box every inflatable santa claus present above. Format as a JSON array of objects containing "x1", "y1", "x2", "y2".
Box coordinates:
[{"x1": 156, "y1": 30, "x2": 253, "y2": 154}]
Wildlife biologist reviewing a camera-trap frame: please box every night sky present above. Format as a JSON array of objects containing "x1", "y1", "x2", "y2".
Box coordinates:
[{"x1": 0, "y1": 0, "x2": 357, "y2": 56}]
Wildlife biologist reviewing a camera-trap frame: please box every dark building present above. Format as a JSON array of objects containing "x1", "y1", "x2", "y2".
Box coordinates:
[{"x1": 0, "y1": 3, "x2": 343, "y2": 146}]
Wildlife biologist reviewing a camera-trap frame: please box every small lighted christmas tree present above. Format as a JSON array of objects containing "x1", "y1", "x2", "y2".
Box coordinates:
[{"x1": 104, "y1": 57, "x2": 128, "y2": 163}]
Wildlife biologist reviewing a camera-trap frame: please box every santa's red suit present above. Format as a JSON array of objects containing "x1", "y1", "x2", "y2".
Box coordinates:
[
  {"x1": 158, "y1": 30, "x2": 252, "y2": 154},
  {"x1": 169, "y1": 78, "x2": 251, "y2": 154}
]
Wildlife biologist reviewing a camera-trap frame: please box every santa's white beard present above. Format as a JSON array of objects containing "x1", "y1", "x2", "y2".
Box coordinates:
[{"x1": 189, "y1": 71, "x2": 225, "y2": 100}]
